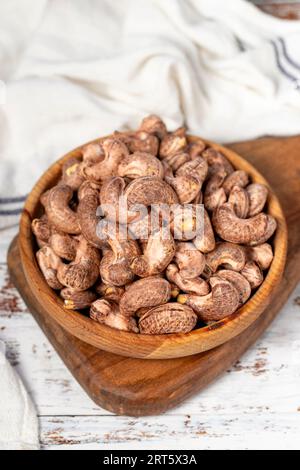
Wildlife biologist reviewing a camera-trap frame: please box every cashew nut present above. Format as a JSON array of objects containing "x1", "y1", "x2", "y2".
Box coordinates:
[
  {"x1": 204, "y1": 242, "x2": 246, "y2": 277},
  {"x1": 213, "y1": 203, "x2": 277, "y2": 245},
  {"x1": 83, "y1": 138, "x2": 128, "y2": 182},
  {"x1": 216, "y1": 269, "x2": 251, "y2": 306},
  {"x1": 166, "y1": 264, "x2": 209, "y2": 296},
  {"x1": 139, "y1": 303, "x2": 197, "y2": 335},
  {"x1": 60, "y1": 287, "x2": 96, "y2": 310},
  {"x1": 57, "y1": 236, "x2": 100, "y2": 291},
  {"x1": 119, "y1": 277, "x2": 171, "y2": 317},
  {"x1": 246, "y1": 183, "x2": 268, "y2": 217},
  {"x1": 41, "y1": 184, "x2": 81, "y2": 234},
  {"x1": 222, "y1": 170, "x2": 249, "y2": 195},
  {"x1": 62, "y1": 157, "x2": 84, "y2": 190},
  {"x1": 174, "y1": 242, "x2": 206, "y2": 278},
  {"x1": 159, "y1": 127, "x2": 188, "y2": 160},
  {"x1": 241, "y1": 261, "x2": 264, "y2": 289},
  {"x1": 118, "y1": 151, "x2": 164, "y2": 179},
  {"x1": 90, "y1": 299, "x2": 139, "y2": 333},
  {"x1": 36, "y1": 245, "x2": 64, "y2": 290},
  {"x1": 139, "y1": 114, "x2": 167, "y2": 140},
  {"x1": 245, "y1": 243, "x2": 273, "y2": 270},
  {"x1": 228, "y1": 185, "x2": 249, "y2": 218},
  {"x1": 193, "y1": 209, "x2": 215, "y2": 253},
  {"x1": 178, "y1": 275, "x2": 240, "y2": 322}
]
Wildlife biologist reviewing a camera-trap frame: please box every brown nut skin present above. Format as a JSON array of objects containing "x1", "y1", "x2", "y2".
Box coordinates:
[
  {"x1": 77, "y1": 181, "x2": 104, "y2": 248},
  {"x1": 222, "y1": 170, "x2": 249, "y2": 196},
  {"x1": 193, "y1": 209, "x2": 215, "y2": 253},
  {"x1": 159, "y1": 128, "x2": 188, "y2": 159},
  {"x1": 204, "y1": 242, "x2": 246, "y2": 277},
  {"x1": 100, "y1": 233, "x2": 141, "y2": 286},
  {"x1": 139, "y1": 303, "x2": 197, "y2": 335},
  {"x1": 83, "y1": 138, "x2": 128, "y2": 182},
  {"x1": 57, "y1": 237, "x2": 100, "y2": 291},
  {"x1": 62, "y1": 158, "x2": 85, "y2": 190},
  {"x1": 174, "y1": 242, "x2": 206, "y2": 279},
  {"x1": 60, "y1": 288, "x2": 97, "y2": 310},
  {"x1": 202, "y1": 147, "x2": 234, "y2": 177},
  {"x1": 166, "y1": 264, "x2": 209, "y2": 296},
  {"x1": 95, "y1": 282, "x2": 125, "y2": 303},
  {"x1": 82, "y1": 142, "x2": 104, "y2": 165},
  {"x1": 36, "y1": 246, "x2": 64, "y2": 290},
  {"x1": 163, "y1": 152, "x2": 190, "y2": 172},
  {"x1": 188, "y1": 140, "x2": 206, "y2": 159},
  {"x1": 176, "y1": 156, "x2": 208, "y2": 185},
  {"x1": 246, "y1": 183, "x2": 268, "y2": 217},
  {"x1": 118, "y1": 151, "x2": 164, "y2": 179},
  {"x1": 212, "y1": 203, "x2": 277, "y2": 246},
  {"x1": 166, "y1": 174, "x2": 201, "y2": 204},
  {"x1": 32, "y1": 216, "x2": 51, "y2": 246},
  {"x1": 228, "y1": 185, "x2": 249, "y2": 218},
  {"x1": 41, "y1": 184, "x2": 81, "y2": 234},
  {"x1": 139, "y1": 114, "x2": 167, "y2": 140},
  {"x1": 124, "y1": 176, "x2": 178, "y2": 209},
  {"x1": 204, "y1": 170, "x2": 227, "y2": 212},
  {"x1": 131, "y1": 227, "x2": 175, "y2": 277},
  {"x1": 241, "y1": 261, "x2": 264, "y2": 289},
  {"x1": 177, "y1": 275, "x2": 240, "y2": 323},
  {"x1": 128, "y1": 131, "x2": 159, "y2": 155},
  {"x1": 49, "y1": 231, "x2": 78, "y2": 261},
  {"x1": 245, "y1": 243, "x2": 273, "y2": 270},
  {"x1": 172, "y1": 205, "x2": 203, "y2": 241},
  {"x1": 90, "y1": 299, "x2": 139, "y2": 333},
  {"x1": 119, "y1": 277, "x2": 171, "y2": 317},
  {"x1": 216, "y1": 269, "x2": 251, "y2": 306}
]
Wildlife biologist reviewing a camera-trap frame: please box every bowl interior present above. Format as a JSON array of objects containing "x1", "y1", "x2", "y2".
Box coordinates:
[{"x1": 19, "y1": 135, "x2": 287, "y2": 359}]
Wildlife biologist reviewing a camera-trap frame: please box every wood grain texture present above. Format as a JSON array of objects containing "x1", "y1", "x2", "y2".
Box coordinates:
[
  {"x1": 17, "y1": 135, "x2": 287, "y2": 360},
  {"x1": 7, "y1": 135, "x2": 300, "y2": 417},
  {"x1": 251, "y1": 1, "x2": 300, "y2": 19}
]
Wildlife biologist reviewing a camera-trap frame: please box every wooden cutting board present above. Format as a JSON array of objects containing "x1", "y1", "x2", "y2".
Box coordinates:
[{"x1": 7, "y1": 135, "x2": 300, "y2": 416}]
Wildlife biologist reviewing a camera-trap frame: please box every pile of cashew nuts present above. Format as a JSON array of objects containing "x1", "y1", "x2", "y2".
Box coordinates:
[{"x1": 32, "y1": 115, "x2": 277, "y2": 335}]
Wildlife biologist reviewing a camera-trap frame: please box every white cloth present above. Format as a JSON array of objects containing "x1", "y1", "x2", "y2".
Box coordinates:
[
  {"x1": 0, "y1": 341, "x2": 39, "y2": 450},
  {"x1": 1, "y1": 0, "x2": 300, "y2": 209}
]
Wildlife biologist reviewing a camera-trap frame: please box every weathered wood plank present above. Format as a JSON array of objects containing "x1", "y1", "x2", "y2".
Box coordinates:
[{"x1": 39, "y1": 412, "x2": 300, "y2": 450}]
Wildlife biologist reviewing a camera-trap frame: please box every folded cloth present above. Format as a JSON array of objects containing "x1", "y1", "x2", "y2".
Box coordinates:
[
  {"x1": 0, "y1": 341, "x2": 39, "y2": 450},
  {"x1": 1, "y1": 0, "x2": 300, "y2": 227}
]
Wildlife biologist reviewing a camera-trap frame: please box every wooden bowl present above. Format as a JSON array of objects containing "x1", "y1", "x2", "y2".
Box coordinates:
[{"x1": 19, "y1": 135, "x2": 287, "y2": 359}]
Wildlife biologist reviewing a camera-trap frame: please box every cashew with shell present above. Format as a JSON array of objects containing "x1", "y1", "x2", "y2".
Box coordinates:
[
  {"x1": 139, "y1": 303, "x2": 197, "y2": 334},
  {"x1": 60, "y1": 287, "x2": 96, "y2": 310},
  {"x1": 41, "y1": 184, "x2": 81, "y2": 234},
  {"x1": 166, "y1": 264, "x2": 209, "y2": 296},
  {"x1": 174, "y1": 242, "x2": 206, "y2": 279},
  {"x1": 90, "y1": 299, "x2": 139, "y2": 332},
  {"x1": 36, "y1": 246, "x2": 64, "y2": 290},
  {"x1": 241, "y1": 261, "x2": 263, "y2": 289}
]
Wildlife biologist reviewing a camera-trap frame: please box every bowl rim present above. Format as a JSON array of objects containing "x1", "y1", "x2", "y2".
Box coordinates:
[{"x1": 19, "y1": 134, "x2": 288, "y2": 359}]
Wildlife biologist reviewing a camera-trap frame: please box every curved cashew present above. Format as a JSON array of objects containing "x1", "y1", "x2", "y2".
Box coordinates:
[
  {"x1": 204, "y1": 171, "x2": 227, "y2": 211},
  {"x1": 90, "y1": 299, "x2": 139, "y2": 333},
  {"x1": 241, "y1": 261, "x2": 263, "y2": 289},
  {"x1": 174, "y1": 242, "x2": 206, "y2": 278},
  {"x1": 212, "y1": 203, "x2": 277, "y2": 245},
  {"x1": 245, "y1": 243, "x2": 273, "y2": 270},
  {"x1": 163, "y1": 152, "x2": 190, "y2": 171},
  {"x1": 159, "y1": 127, "x2": 188, "y2": 159},
  {"x1": 193, "y1": 209, "x2": 215, "y2": 253},
  {"x1": 119, "y1": 277, "x2": 171, "y2": 317},
  {"x1": 202, "y1": 147, "x2": 234, "y2": 177},
  {"x1": 166, "y1": 157, "x2": 208, "y2": 204},
  {"x1": 131, "y1": 226, "x2": 175, "y2": 277},
  {"x1": 166, "y1": 264, "x2": 209, "y2": 295},
  {"x1": 95, "y1": 282, "x2": 125, "y2": 303},
  {"x1": 139, "y1": 303, "x2": 197, "y2": 334},
  {"x1": 32, "y1": 216, "x2": 51, "y2": 247},
  {"x1": 41, "y1": 184, "x2": 81, "y2": 234},
  {"x1": 204, "y1": 242, "x2": 246, "y2": 277},
  {"x1": 83, "y1": 138, "x2": 128, "y2": 182},
  {"x1": 62, "y1": 157, "x2": 84, "y2": 190},
  {"x1": 118, "y1": 151, "x2": 164, "y2": 179},
  {"x1": 189, "y1": 140, "x2": 206, "y2": 159},
  {"x1": 222, "y1": 170, "x2": 249, "y2": 195},
  {"x1": 246, "y1": 183, "x2": 268, "y2": 217},
  {"x1": 82, "y1": 142, "x2": 104, "y2": 165},
  {"x1": 216, "y1": 269, "x2": 251, "y2": 306},
  {"x1": 57, "y1": 237, "x2": 100, "y2": 291},
  {"x1": 100, "y1": 235, "x2": 141, "y2": 286},
  {"x1": 128, "y1": 131, "x2": 159, "y2": 155},
  {"x1": 177, "y1": 275, "x2": 240, "y2": 322},
  {"x1": 139, "y1": 114, "x2": 167, "y2": 140},
  {"x1": 60, "y1": 287, "x2": 96, "y2": 310},
  {"x1": 228, "y1": 185, "x2": 249, "y2": 218},
  {"x1": 77, "y1": 181, "x2": 104, "y2": 248},
  {"x1": 36, "y1": 246, "x2": 64, "y2": 290},
  {"x1": 49, "y1": 231, "x2": 78, "y2": 261},
  {"x1": 125, "y1": 176, "x2": 178, "y2": 209},
  {"x1": 172, "y1": 205, "x2": 203, "y2": 241}
]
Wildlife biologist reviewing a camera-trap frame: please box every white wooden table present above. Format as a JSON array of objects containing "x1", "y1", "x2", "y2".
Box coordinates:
[{"x1": 1, "y1": 224, "x2": 300, "y2": 450}]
